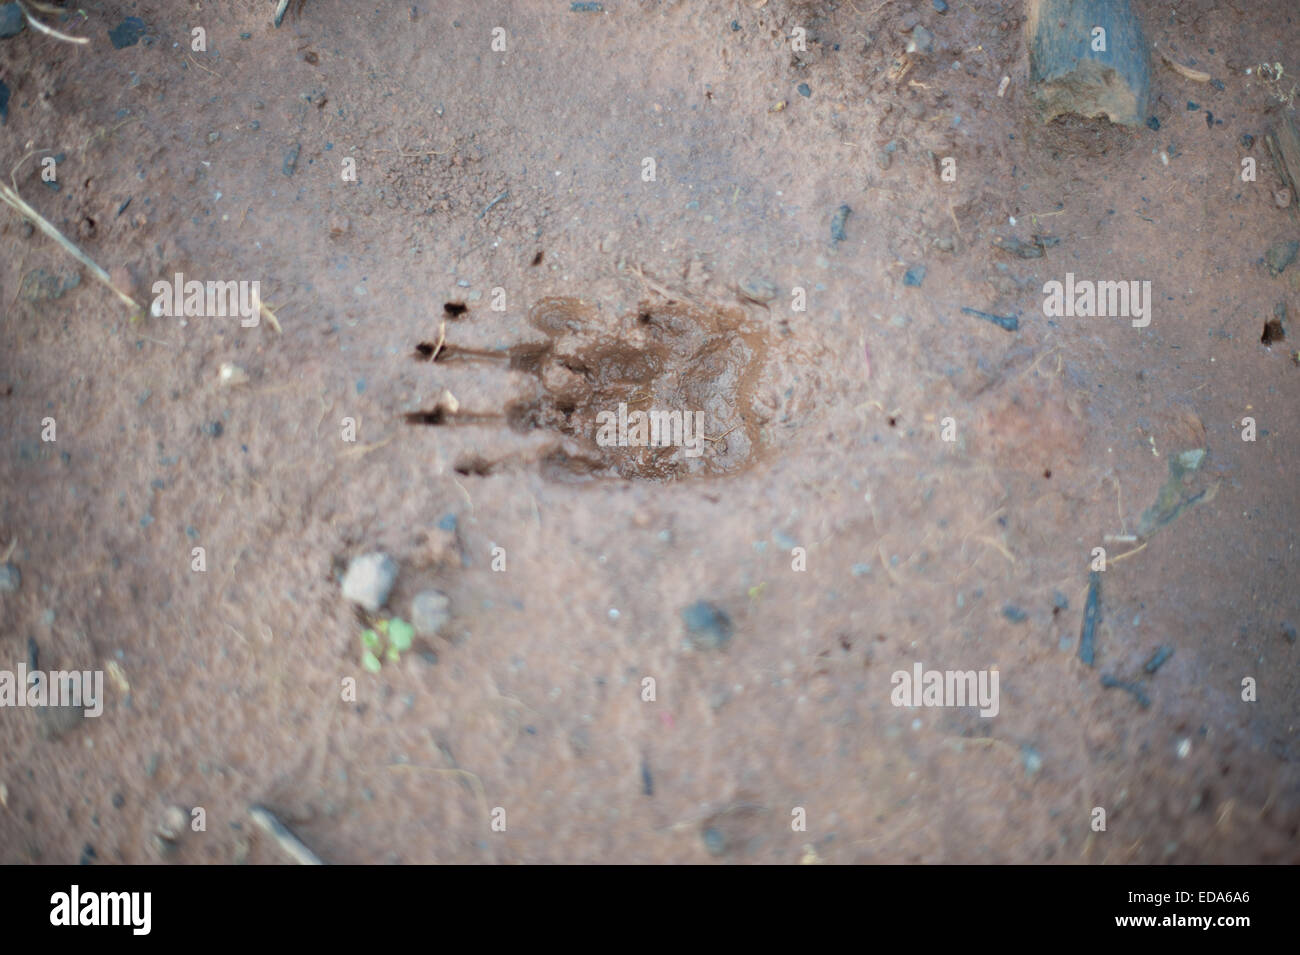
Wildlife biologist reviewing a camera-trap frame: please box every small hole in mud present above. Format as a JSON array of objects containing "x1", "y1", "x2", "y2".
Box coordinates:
[
  {"x1": 1043, "y1": 469, "x2": 1052, "y2": 479},
  {"x1": 403, "y1": 408, "x2": 446, "y2": 425},
  {"x1": 414, "y1": 342, "x2": 435, "y2": 359},
  {"x1": 303, "y1": 51, "x2": 319, "y2": 65},
  {"x1": 839, "y1": 636, "x2": 852, "y2": 652},
  {"x1": 887, "y1": 416, "x2": 897, "y2": 428},
  {"x1": 444, "y1": 302, "x2": 469, "y2": 317},
  {"x1": 1262, "y1": 318, "x2": 1286, "y2": 344},
  {"x1": 531, "y1": 251, "x2": 544, "y2": 266},
  {"x1": 637, "y1": 311, "x2": 653, "y2": 325},
  {"x1": 454, "y1": 456, "x2": 494, "y2": 476},
  {"x1": 505, "y1": 401, "x2": 541, "y2": 432}
]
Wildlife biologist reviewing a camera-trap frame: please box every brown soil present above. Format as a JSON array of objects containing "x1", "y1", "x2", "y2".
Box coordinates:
[{"x1": 1, "y1": 0, "x2": 1297, "y2": 864}]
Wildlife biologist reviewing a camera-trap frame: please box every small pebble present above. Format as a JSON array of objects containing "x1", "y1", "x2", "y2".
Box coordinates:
[
  {"x1": 0, "y1": 563, "x2": 19, "y2": 593},
  {"x1": 410, "y1": 589, "x2": 451, "y2": 637},
  {"x1": 158, "y1": 805, "x2": 188, "y2": 841},
  {"x1": 908, "y1": 26, "x2": 935, "y2": 53},
  {"x1": 903, "y1": 265, "x2": 926, "y2": 287},
  {"x1": 682, "y1": 600, "x2": 733, "y2": 650},
  {"x1": 830, "y1": 204, "x2": 852, "y2": 245},
  {"x1": 341, "y1": 552, "x2": 399, "y2": 612},
  {"x1": 702, "y1": 826, "x2": 728, "y2": 856},
  {"x1": 797, "y1": 83, "x2": 811, "y2": 97},
  {"x1": 1002, "y1": 604, "x2": 1028, "y2": 623}
]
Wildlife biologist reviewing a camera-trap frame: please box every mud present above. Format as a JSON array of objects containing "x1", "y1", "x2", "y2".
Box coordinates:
[{"x1": 0, "y1": 0, "x2": 1297, "y2": 864}]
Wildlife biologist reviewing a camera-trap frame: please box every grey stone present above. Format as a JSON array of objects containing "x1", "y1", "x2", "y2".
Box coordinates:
[
  {"x1": 341, "y1": 552, "x2": 398, "y2": 612},
  {"x1": 20, "y1": 268, "x2": 80, "y2": 303},
  {"x1": 0, "y1": 563, "x2": 19, "y2": 593},
  {"x1": 908, "y1": 26, "x2": 935, "y2": 53},
  {"x1": 1265, "y1": 239, "x2": 1299, "y2": 276},
  {"x1": 682, "y1": 600, "x2": 733, "y2": 650},
  {"x1": 0, "y1": 3, "x2": 25, "y2": 39},
  {"x1": 411, "y1": 589, "x2": 451, "y2": 637}
]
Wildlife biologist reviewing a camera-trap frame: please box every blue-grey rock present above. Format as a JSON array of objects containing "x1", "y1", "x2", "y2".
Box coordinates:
[
  {"x1": 0, "y1": 3, "x2": 25, "y2": 39},
  {"x1": 682, "y1": 601, "x2": 733, "y2": 650}
]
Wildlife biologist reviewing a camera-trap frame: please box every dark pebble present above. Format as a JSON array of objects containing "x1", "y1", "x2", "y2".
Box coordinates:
[
  {"x1": 1078, "y1": 571, "x2": 1101, "y2": 666},
  {"x1": 1143, "y1": 646, "x2": 1174, "y2": 674},
  {"x1": 1146, "y1": 116, "x2": 1160, "y2": 131},
  {"x1": 282, "y1": 143, "x2": 301, "y2": 177},
  {"x1": 702, "y1": 826, "x2": 727, "y2": 856},
  {"x1": 79, "y1": 843, "x2": 97, "y2": 865},
  {"x1": 960, "y1": 306, "x2": 1019, "y2": 332},
  {"x1": 1187, "y1": 101, "x2": 1199, "y2": 110},
  {"x1": 1241, "y1": 133, "x2": 1254, "y2": 149},
  {"x1": 1002, "y1": 604, "x2": 1028, "y2": 623},
  {"x1": 0, "y1": 3, "x2": 24, "y2": 39},
  {"x1": 109, "y1": 16, "x2": 146, "y2": 49},
  {"x1": 1052, "y1": 591, "x2": 1069, "y2": 610},
  {"x1": 933, "y1": 0, "x2": 949, "y2": 11},
  {"x1": 797, "y1": 82, "x2": 811, "y2": 97},
  {"x1": 0, "y1": 77, "x2": 8, "y2": 125},
  {"x1": 570, "y1": 1, "x2": 603, "y2": 10},
  {"x1": 903, "y1": 265, "x2": 926, "y2": 287},
  {"x1": 0, "y1": 562, "x2": 19, "y2": 593},
  {"x1": 641, "y1": 760, "x2": 654, "y2": 796},
  {"x1": 682, "y1": 600, "x2": 733, "y2": 650},
  {"x1": 112, "y1": 793, "x2": 126, "y2": 809},
  {"x1": 1282, "y1": 622, "x2": 1297, "y2": 643},
  {"x1": 730, "y1": 20, "x2": 740, "y2": 31},
  {"x1": 1211, "y1": 78, "x2": 1225, "y2": 91},
  {"x1": 830, "y1": 204, "x2": 852, "y2": 245},
  {"x1": 203, "y1": 421, "x2": 223, "y2": 438}
]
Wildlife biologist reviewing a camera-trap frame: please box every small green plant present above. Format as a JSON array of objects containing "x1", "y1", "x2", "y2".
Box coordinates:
[{"x1": 361, "y1": 617, "x2": 415, "y2": 673}]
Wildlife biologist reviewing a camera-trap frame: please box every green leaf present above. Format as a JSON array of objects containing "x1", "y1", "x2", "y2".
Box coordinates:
[
  {"x1": 362, "y1": 650, "x2": 382, "y2": 673},
  {"x1": 388, "y1": 618, "x2": 414, "y2": 652},
  {"x1": 375, "y1": 618, "x2": 389, "y2": 636},
  {"x1": 385, "y1": 645, "x2": 400, "y2": 663},
  {"x1": 362, "y1": 629, "x2": 380, "y2": 650}
]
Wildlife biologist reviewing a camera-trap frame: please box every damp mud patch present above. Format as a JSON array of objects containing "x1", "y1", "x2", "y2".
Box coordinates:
[{"x1": 407, "y1": 295, "x2": 774, "y2": 482}]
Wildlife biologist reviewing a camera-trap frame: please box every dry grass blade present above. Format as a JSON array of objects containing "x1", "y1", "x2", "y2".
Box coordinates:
[
  {"x1": 17, "y1": 0, "x2": 90, "y2": 44},
  {"x1": 0, "y1": 183, "x2": 140, "y2": 313},
  {"x1": 1159, "y1": 52, "x2": 1211, "y2": 83}
]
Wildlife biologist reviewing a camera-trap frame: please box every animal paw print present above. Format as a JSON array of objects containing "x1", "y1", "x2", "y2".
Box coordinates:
[{"x1": 405, "y1": 296, "x2": 773, "y2": 482}]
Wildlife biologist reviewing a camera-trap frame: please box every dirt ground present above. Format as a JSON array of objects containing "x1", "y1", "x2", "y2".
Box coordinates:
[{"x1": 1, "y1": 0, "x2": 1297, "y2": 864}]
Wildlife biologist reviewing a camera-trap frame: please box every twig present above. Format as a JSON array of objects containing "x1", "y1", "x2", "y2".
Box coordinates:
[
  {"x1": 248, "y1": 805, "x2": 324, "y2": 865},
  {"x1": 0, "y1": 183, "x2": 140, "y2": 312}
]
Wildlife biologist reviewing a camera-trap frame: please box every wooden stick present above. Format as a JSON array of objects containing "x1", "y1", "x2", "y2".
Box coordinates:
[
  {"x1": 0, "y1": 184, "x2": 140, "y2": 312},
  {"x1": 249, "y1": 805, "x2": 324, "y2": 864}
]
